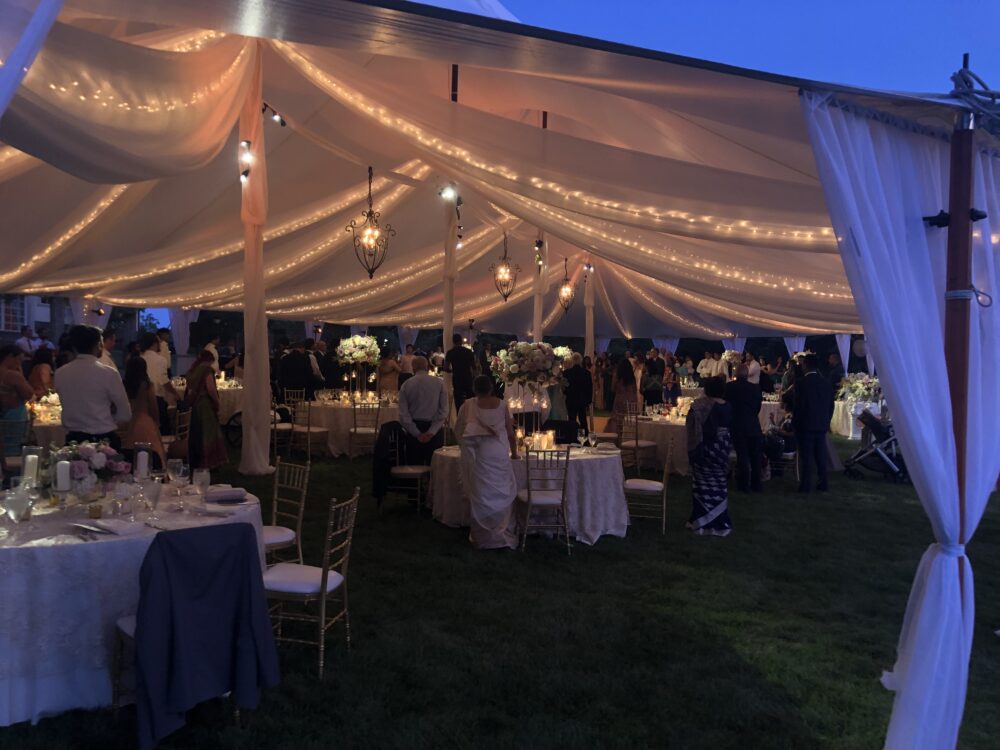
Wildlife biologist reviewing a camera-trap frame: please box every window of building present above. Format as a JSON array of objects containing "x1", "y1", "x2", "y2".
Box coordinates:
[{"x1": 1, "y1": 295, "x2": 26, "y2": 332}]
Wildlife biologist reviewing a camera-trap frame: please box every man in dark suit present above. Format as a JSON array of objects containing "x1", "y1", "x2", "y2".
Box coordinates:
[
  {"x1": 277, "y1": 340, "x2": 314, "y2": 401},
  {"x1": 724, "y1": 364, "x2": 763, "y2": 492},
  {"x1": 794, "y1": 353, "x2": 835, "y2": 493},
  {"x1": 563, "y1": 353, "x2": 593, "y2": 433},
  {"x1": 827, "y1": 352, "x2": 846, "y2": 389}
]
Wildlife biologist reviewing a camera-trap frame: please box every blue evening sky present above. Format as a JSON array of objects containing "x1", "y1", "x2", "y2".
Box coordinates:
[{"x1": 499, "y1": 0, "x2": 1000, "y2": 94}]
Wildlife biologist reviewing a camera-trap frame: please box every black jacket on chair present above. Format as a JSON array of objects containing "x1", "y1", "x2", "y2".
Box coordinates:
[
  {"x1": 723, "y1": 378, "x2": 763, "y2": 436},
  {"x1": 794, "y1": 372, "x2": 835, "y2": 433}
]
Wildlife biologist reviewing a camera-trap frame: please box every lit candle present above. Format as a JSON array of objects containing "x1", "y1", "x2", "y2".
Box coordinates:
[
  {"x1": 135, "y1": 451, "x2": 149, "y2": 479},
  {"x1": 219, "y1": 370, "x2": 225, "y2": 382},
  {"x1": 55, "y1": 460, "x2": 71, "y2": 491},
  {"x1": 22, "y1": 454, "x2": 38, "y2": 484}
]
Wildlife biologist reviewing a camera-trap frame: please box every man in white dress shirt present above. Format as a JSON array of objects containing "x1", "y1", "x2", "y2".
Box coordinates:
[
  {"x1": 140, "y1": 332, "x2": 178, "y2": 434},
  {"x1": 397, "y1": 356, "x2": 449, "y2": 465},
  {"x1": 99, "y1": 329, "x2": 117, "y2": 370},
  {"x1": 55, "y1": 325, "x2": 131, "y2": 448},
  {"x1": 710, "y1": 352, "x2": 728, "y2": 378},
  {"x1": 746, "y1": 352, "x2": 762, "y2": 385},
  {"x1": 696, "y1": 351, "x2": 714, "y2": 382},
  {"x1": 14, "y1": 326, "x2": 36, "y2": 356}
]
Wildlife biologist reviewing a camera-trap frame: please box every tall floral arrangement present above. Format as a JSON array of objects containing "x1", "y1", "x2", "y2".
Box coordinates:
[
  {"x1": 491, "y1": 341, "x2": 563, "y2": 393},
  {"x1": 336, "y1": 334, "x2": 380, "y2": 366},
  {"x1": 837, "y1": 373, "x2": 881, "y2": 402},
  {"x1": 552, "y1": 345, "x2": 574, "y2": 362},
  {"x1": 721, "y1": 350, "x2": 742, "y2": 367}
]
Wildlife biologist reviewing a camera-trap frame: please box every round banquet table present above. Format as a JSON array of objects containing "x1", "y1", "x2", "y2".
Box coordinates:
[
  {"x1": 31, "y1": 421, "x2": 66, "y2": 449},
  {"x1": 427, "y1": 445, "x2": 628, "y2": 545},
  {"x1": 308, "y1": 402, "x2": 399, "y2": 457},
  {"x1": 0, "y1": 492, "x2": 263, "y2": 726},
  {"x1": 637, "y1": 417, "x2": 690, "y2": 476},
  {"x1": 832, "y1": 401, "x2": 880, "y2": 440}
]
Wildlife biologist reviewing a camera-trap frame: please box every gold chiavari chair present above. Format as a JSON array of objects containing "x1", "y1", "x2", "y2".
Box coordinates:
[
  {"x1": 619, "y1": 402, "x2": 657, "y2": 476},
  {"x1": 588, "y1": 403, "x2": 618, "y2": 443},
  {"x1": 624, "y1": 437, "x2": 672, "y2": 535},
  {"x1": 516, "y1": 446, "x2": 572, "y2": 555},
  {"x1": 164, "y1": 407, "x2": 191, "y2": 460},
  {"x1": 290, "y1": 401, "x2": 328, "y2": 458},
  {"x1": 263, "y1": 487, "x2": 360, "y2": 679},
  {"x1": 282, "y1": 388, "x2": 306, "y2": 407},
  {"x1": 271, "y1": 402, "x2": 294, "y2": 457},
  {"x1": 386, "y1": 427, "x2": 431, "y2": 513},
  {"x1": 347, "y1": 401, "x2": 380, "y2": 457},
  {"x1": 263, "y1": 459, "x2": 310, "y2": 565}
]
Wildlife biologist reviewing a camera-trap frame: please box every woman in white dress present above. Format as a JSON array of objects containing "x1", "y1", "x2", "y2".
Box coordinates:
[{"x1": 455, "y1": 375, "x2": 520, "y2": 549}]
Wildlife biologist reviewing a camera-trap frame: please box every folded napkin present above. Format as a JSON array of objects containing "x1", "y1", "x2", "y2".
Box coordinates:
[
  {"x1": 92, "y1": 518, "x2": 147, "y2": 536},
  {"x1": 205, "y1": 487, "x2": 247, "y2": 504},
  {"x1": 596, "y1": 443, "x2": 620, "y2": 453},
  {"x1": 20, "y1": 534, "x2": 86, "y2": 547}
]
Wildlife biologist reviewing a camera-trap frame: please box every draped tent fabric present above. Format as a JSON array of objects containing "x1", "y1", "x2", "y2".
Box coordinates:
[
  {"x1": 783, "y1": 335, "x2": 807, "y2": 355},
  {"x1": 167, "y1": 307, "x2": 199, "y2": 356},
  {"x1": 835, "y1": 332, "x2": 852, "y2": 371},
  {"x1": 803, "y1": 91, "x2": 1000, "y2": 750},
  {"x1": 652, "y1": 337, "x2": 680, "y2": 354},
  {"x1": 0, "y1": 0, "x2": 64, "y2": 119}
]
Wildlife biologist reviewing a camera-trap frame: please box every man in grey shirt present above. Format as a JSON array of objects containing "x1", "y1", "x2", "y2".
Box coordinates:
[{"x1": 397, "y1": 356, "x2": 449, "y2": 464}]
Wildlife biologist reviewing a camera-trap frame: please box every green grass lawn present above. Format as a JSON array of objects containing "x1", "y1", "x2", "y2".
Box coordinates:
[{"x1": 3, "y1": 438, "x2": 999, "y2": 749}]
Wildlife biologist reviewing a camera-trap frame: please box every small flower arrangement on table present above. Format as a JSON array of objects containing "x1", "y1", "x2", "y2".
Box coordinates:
[
  {"x1": 51, "y1": 441, "x2": 132, "y2": 500},
  {"x1": 837, "y1": 373, "x2": 881, "y2": 403}
]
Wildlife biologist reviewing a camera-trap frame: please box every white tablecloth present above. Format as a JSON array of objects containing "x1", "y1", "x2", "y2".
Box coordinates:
[
  {"x1": 428, "y1": 445, "x2": 628, "y2": 545},
  {"x1": 0, "y1": 493, "x2": 263, "y2": 726},
  {"x1": 308, "y1": 402, "x2": 399, "y2": 457},
  {"x1": 637, "y1": 418, "x2": 690, "y2": 475},
  {"x1": 680, "y1": 387, "x2": 703, "y2": 400},
  {"x1": 832, "y1": 401, "x2": 879, "y2": 440},
  {"x1": 176, "y1": 386, "x2": 244, "y2": 425}
]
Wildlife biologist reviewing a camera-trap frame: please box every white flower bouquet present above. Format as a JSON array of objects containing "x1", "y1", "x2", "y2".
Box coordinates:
[
  {"x1": 336, "y1": 334, "x2": 380, "y2": 366},
  {"x1": 721, "y1": 350, "x2": 742, "y2": 366},
  {"x1": 837, "y1": 373, "x2": 880, "y2": 402},
  {"x1": 27, "y1": 392, "x2": 61, "y2": 424},
  {"x1": 491, "y1": 341, "x2": 563, "y2": 393},
  {"x1": 552, "y1": 345, "x2": 574, "y2": 361}
]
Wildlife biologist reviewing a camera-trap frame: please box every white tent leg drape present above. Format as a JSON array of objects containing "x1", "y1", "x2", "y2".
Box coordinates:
[
  {"x1": 653, "y1": 337, "x2": 680, "y2": 354},
  {"x1": 398, "y1": 326, "x2": 418, "y2": 349},
  {"x1": 595, "y1": 337, "x2": 611, "y2": 355},
  {"x1": 237, "y1": 42, "x2": 271, "y2": 476},
  {"x1": 803, "y1": 91, "x2": 1000, "y2": 750},
  {"x1": 442, "y1": 200, "x2": 459, "y2": 351},
  {"x1": 68, "y1": 296, "x2": 111, "y2": 330},
  {"x1": 0, "y1": 0, "x2": 62, "y2": 118},
  {"x1": 835, "y1": 333, "x2": 852, "y2": 372},
  {"x1": 783, "y1": 335, "x2": 807, "y2": 356},
  {"x1": 167, "y1": 308, "x2": 199, "y2": 356},
  {"x1": 722, "y1": 337, "x2": 745, "y2": 352}
]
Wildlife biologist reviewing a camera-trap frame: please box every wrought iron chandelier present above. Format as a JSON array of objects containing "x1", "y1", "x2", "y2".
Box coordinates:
[
  {"x1": 490, "y1": 232, "x2": 520, "y2": 302},
  {"x1": 557, "y1": 257, "x2": 575, "y2": 312},
  {"x1": 347, "y1": 166, "x2": 395, "y2": 279}
]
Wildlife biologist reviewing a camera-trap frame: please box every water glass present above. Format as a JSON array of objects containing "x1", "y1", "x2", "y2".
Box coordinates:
[
  {"x1": 192, "y1": 469, "x2": 210, "y2": 497},
  {"x1": 577, "y1": 429, "x2": 587, "y2": 449}
]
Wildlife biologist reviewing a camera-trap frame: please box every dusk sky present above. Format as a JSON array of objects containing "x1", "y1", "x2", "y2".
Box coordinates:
[{"x1": 498, "y1": 0, "x2": 1000, "y2": 94}]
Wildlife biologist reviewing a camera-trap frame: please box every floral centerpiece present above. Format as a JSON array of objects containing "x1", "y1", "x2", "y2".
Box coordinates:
[
  {"x1": 27, "y1": 392, "x2": 61, "y2": 425},
  {"x1": 491, "y1": 341, "x2": 563, "y2": 394},
  {"x1": 791, "y1": 350, "x2": 815, "y2": 361},
  {"x1": 552, "y1": 345, "x2": 574, "y2": 362},
  {"x1": 676, "y1": 396, "x2": 695, "y2": 418},
  {"x1": 336, "y1": 334, "x2": 381, "y2": 366},
  {"x1": 837, "y1": 373, "x2": 880, "y2": 403},
  {"x1": 51, "y1": 441, "x2": 131, "y2": 500}
]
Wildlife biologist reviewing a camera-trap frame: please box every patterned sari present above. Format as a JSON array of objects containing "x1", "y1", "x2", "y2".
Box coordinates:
[
  {"x1": 185, "y1": 363, "x2": 227, "y2": 469},
  {"x1": 685, "y1": 397, "x2": 733, "y2": 537}
]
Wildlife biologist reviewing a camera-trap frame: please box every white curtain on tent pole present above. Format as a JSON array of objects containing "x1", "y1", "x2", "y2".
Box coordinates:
[
  {"x1": 722, "y1": 337, "x2": 745, "y2": 352},
  {"x1": 237, "y1": 42, "x2": 271, "y2": 476},
  {"x1": 67, "y1": 297, "x2": 111, "y2": 330},
  {"x1": 835, "y1": 333, "x2": 852, "y2": 372},
  {"x1": 782, "y1": 336, "x2": 807, "y2": 356},
  {"x1": 0, "y1": 0, "x2": 62, "y2": 118},
  {"x1": 398, "y1": 326, "x2": 418, "y2": 349},
  {"x1": 652, "y1": 337, "x2": 680, "y2": 354},
  {"x1": 583, "y1": 274, "x2": 595, "y2": 359},
  {"x1": 803, "y1": 91, "x2": 1000, "y2": 750},
  {"x1": 167, "y1": 308, "x2": 199, "y2": 356},
  {"x1": 595, "y1": 337, "x2": 611, "y2": 355}
]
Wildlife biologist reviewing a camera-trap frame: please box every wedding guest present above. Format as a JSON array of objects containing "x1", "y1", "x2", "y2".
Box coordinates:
[
  {"x1": 764, "y1": 405, "x2": 797, "y2": 477},
  {"x1": 203, "y1": 333, "x2": 221, "y2": 373},
  {"x1": 827, "y1": 352, "x2": 846, "y2": 387},
  {"x1": 14, "y1": 326, "x2": 36, "y2": 356},
  {"x1": 398, "y1": 344, "x2": 415, "y2": 388},
  {"x1": 696, "y1": 351, "x2": 714, "y2": 382},
  {"x1": 36, "y1": 328, "x2": 54, "y2": 350},
  {"x1": 156, "y1": 327, "x2": 173, "y2": 375},
  {"x1": 476, "y1": 341, "x2": 492, "y2": 376},
  {"x1": 564, "y1": 353, "x2": 593, "y2": 432},
  {"x1": 124, "y1": 341, "x2": 141, "y2": 369},
  {"x1": 724, "y1": 364, "x2": 763, "y2": 493},
  {"x1": 303, "y1": 340, "x2": 325, "y2": 390},
  {"x1": 377, "y1": 350, "x2": 402, "y2": 394},
  {"x1": 444, "y1": 333, "x2": 476, "y2": 412},
  {"x1": 398, "y1": 356, "x2": 449, "y2": 465},
  {"x1": 685, "y1": 376, "x2": 733, "y2": 536},
  {"x1": 0, "y1": 346, "x2": 34, "y2": 456},
  {"x1": 54, "y1": 325, "x2": 131, "y2": 448},
  {"x1": 674, "y1": 358, "x2": 690, "y2": 379},
  {"x1": 140, "y1": 332, "x2": 177, "y2": 436},
  {"x1": 710, "y1": 352, "x2": 727, "y2": 378},
  {"x1": 99, "y1": 329, "x2": 117, "y2": 370},
  {"x1": 794, "y1": 354, "x2": 835, "y2": 493},
  {"x1": 55, "y1": 332, "x2": 75, "y2": 369},
  {"x1": 430, "y1": 345, "x2": 445, "y2": 370},
  {"x1": 606, "y1": 357, "x2": 637, "y2": 434},
  {"x1": 313, "y1": 341, "x2": 334, "y2": 387},
  {"x1": 746, "y1": 351, "x2": 762, "y2": 386},
  {"x1": 278, "y1": 340, "x2": 313, "y2": 401},
  {"x1": 646, "y1": 348, "x2": 665, "y2": 380},
  {"x1": 662, "y1": 368, "x2": 682, "y2": 406},
  {"x1": 122, "y1": 356, "x2": 167, "y2": 469},
  {"x1": 27, "y1": 347, "x2": 55, "y2": 398},
  {"x1": 454, "y1": 374, "x2": 518, "y2": 550},
  {"x1": 184, "y1": 351, "x2": 227, "y2": 469},
  {"x1": 640, "y1": 361, "x2": 663, "y2": 407}
]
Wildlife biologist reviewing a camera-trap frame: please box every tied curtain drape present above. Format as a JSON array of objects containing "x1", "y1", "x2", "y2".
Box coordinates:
[
  {"x1": 782, "y1": 335, "x2": 806, "y2": 356},
  {"x1": 0, "y1": 0, "x2": 62, "y2": 120},
  {"x1": 722, "y1": 337, "x2": 745, "y2": 352},
  {"x1": 652, "y1": 337, "x2": 680, "y2": 355},
  {"x1": 168, "y1": 308, "x2": 199, "y2": 356},
  {"x1": 835, "y1": 333, "x2": 852, "y2": 372},
  {"x1": 803, "y1": 91, "x2": 1000, "y2": 749}
]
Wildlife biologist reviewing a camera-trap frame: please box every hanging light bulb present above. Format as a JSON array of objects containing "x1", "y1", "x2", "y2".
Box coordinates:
[
  {"x1": 240, "y1": 169, "x2": 250, "y2": 184},
  {"x1": 439, "y1": 185, "x2": 457, "y2": 201},
  {"x1": 490, "y1": 232, "x2": 520, "y2": 302},
  {"x1": 347, "y1": 166, "x2": 396, "y2": 279},
  {"x1": 558, "y1": 257, "x2": 575, "y2": 313}
]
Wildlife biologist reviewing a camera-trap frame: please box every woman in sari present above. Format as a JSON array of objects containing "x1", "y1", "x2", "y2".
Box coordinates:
[
  {"x1": 27, "y1": 347, "x2": 54, "y2": 398},
  {"x1": 122, "y1": 356, "x2": 167, "y2": 469},
  {"x1": 684, "y1": 376, "x2": 734, "y2": 537},
  {"x1": 0, "y1": 346, "x2": 34, "y2": 462},
  {"x1": 605, "y1": 358, "x2": 637, "y2": 435},
  {"x1": 454, "y1": 375, "x2": 519, "y2": 550},
  {"x1": 184, "y1": 351, "x2": 227, "y2": 469}
]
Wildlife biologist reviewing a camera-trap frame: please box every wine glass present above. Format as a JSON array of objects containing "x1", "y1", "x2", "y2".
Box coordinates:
[
  {"x1": 577, "y1": 429, "x2": 587, "y2": 450},
  {"x1": 587, "y1": 432, "x2": 597, "y2": 452},
  {"x1": 166, "y1": 458, "x2": 182, "y2": 491},
  {"x1": 173, "y1": 464, "x2": 190, "y2": 505},
  {"x1": 141, "y1": 479, "x2": 162, "y2": 522}
]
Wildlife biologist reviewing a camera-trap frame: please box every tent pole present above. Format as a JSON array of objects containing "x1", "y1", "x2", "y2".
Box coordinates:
[
  {"x1": 532, "y1": 231, "x2": 546, "y2": 342},
  {"x1": 943, "y1": 110, "x2": 975, "y2": 583},
  {"x1": 584, "y1": 270, "x2": 595, "y2": 359}
]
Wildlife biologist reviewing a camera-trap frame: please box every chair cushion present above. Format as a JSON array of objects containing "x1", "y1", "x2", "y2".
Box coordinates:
[
  {"x1": 117, "y1": 614, "x2": 136, "y2": 639},
  {"x1": 624, "y1": 478, "x2": 664, "y2": 493},
  {"x1": 271, "y1": 423, "x2": 294, "y2": 432},
  {"x1": 516, "y1": 489, "x2": 563, "y2": 506},
  {"x1": 390, "y1": 465, "x2": 431, "y2": 477},
  {"x1": 292, "y1": 426, "x2": 327, "y2": 434},
  {"x1": 622, "y1": 439, "x2": 657, "y2": 448},
  {"x1": 781, "y1": 452, "x2": 797, "y2": 460},
  {"x1": 263, "y1": 563, "x2": 344, "y2": 595},
  {"x1": 349, "y1": 426, "x2": 377, "y2": 434},
  {"x1": 262, "y1": 525, "x2": 296, "y2": 547}
]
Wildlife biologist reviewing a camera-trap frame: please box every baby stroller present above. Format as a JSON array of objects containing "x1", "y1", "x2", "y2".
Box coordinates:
[{"x1": 844, "y1": 409, "x2": 908, "y2": 483}]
